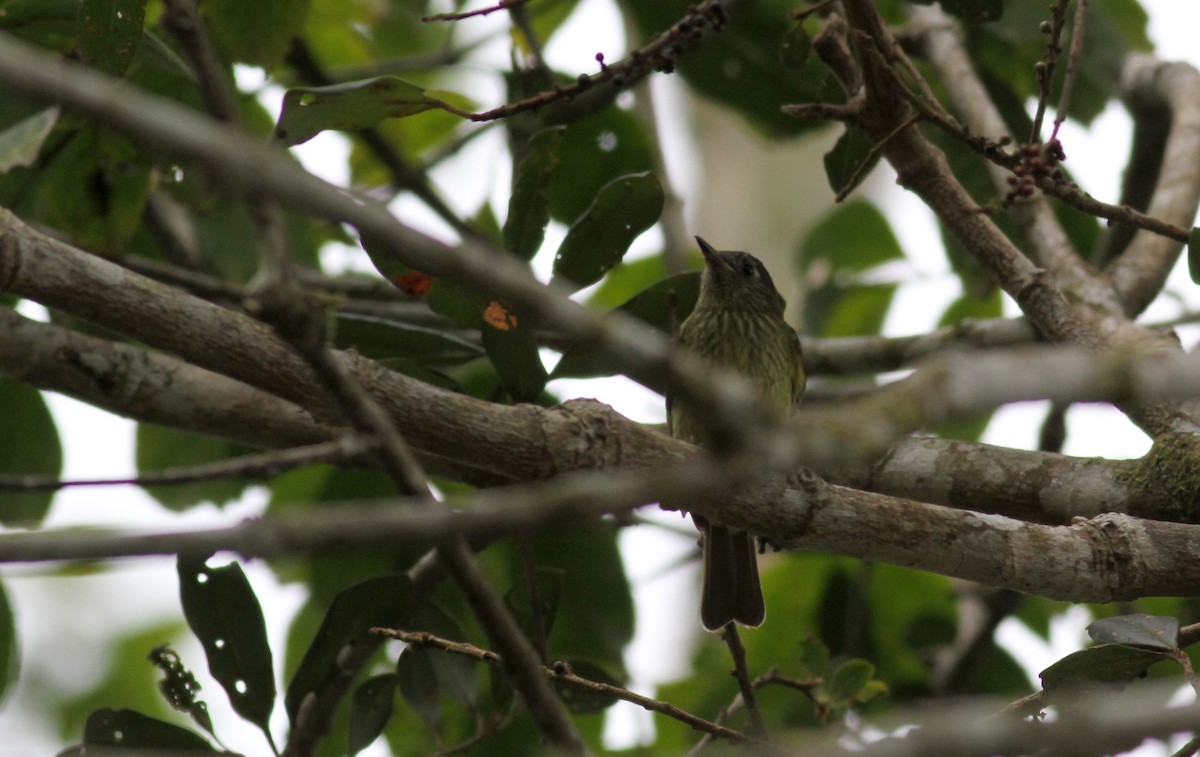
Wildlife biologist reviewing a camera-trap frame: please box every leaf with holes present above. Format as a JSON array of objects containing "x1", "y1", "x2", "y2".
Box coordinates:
[
  {"x1": 275, "y1": 77, "x2": 459, "y2": 146},
  {"x1": 551, "y1": 172, "x2": 663, "y2": 293},
  {"x1": 779, "y1": 21, "x2": 811, "y2": 69},
  {"x1": 177, "y1": 555, "x2": 275, "y2": 736},
  {"x1": 545, "y1": 104, "x2": 654, "y2": 223},
  {"x1": 75, "y1": 0, "x2": 146, "y2": 76},
  {"x1": 82, "y1": 708, "x2": 217, "y2": 751}
]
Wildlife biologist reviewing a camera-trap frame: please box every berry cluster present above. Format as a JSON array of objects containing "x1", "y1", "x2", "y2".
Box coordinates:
[{"x1": 1006, "y1": 138, "x2": 1067, "y2": 203}]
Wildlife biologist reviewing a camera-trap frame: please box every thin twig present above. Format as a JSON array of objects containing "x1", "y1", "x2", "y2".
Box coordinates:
[
  {"x1": 834, "y1": 113, "x2": 922, "y2": 203},
  {"x1": 0, "y1": 438, "x2": 374, "y2": 492},
  {"x1": 1050, "y1": 0, "x2": 1088, "y2": 141},
  {"x1": 422, "y1": 0, "x2": 529, "y2": 23},
  {"x1": 1029, "y1": 0, "x2": 1070, "y2": 143},
  {"x1": 371, "y1": 627, "x2": 792, "y2": 751},
  {"x1": 720, "y1": 624, "x2": 766, "y2": 738}
]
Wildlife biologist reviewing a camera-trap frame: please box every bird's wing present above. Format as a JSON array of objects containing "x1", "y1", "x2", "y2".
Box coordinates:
[{"x1": 790, "y1": 328, "x2": 807, "y2": 408}]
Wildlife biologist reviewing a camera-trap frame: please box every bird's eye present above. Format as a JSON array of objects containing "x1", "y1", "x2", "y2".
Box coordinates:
[{"x1": 741, "y1": 262, "x2": 757, "y2": 277}]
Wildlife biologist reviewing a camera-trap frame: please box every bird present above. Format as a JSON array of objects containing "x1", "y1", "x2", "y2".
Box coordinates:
[{"x1": 668, "y1": 236, "x2": 806, "y2": 631}]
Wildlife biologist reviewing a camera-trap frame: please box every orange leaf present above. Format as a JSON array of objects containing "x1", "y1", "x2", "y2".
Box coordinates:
[
  {"x1": 394, "y1": 270, "x2": 433, "y2": 296},
  {"x1": 483, "y1": 301, "x2": 518, "y2": 330}
]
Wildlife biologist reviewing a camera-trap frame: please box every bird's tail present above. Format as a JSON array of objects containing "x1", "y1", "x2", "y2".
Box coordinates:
[{"x1": 698, "y1": 517, "x2": 765, "y2": 631}]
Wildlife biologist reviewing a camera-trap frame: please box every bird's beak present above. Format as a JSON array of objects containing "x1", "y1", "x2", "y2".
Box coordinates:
[{"x1": 695, "y1": 236, "x2": 730, "y2": 272}]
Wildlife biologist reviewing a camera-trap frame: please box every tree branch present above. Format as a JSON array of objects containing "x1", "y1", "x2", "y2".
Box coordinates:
[
  {"x1": 906, "y1": 4, "x2": 1100, "y2": 303},
  {"x1": 0, "y1": 30, "x2": 777, "y2": 458},
  {"x1": 372, "y1": 627, "x2": 783, "y2": 751},
  {"x1": 0, "y1": 306, "x2": 334, "y2": 450},
  {"x1": 1108, "y1": 55, "x2": 1200, "y2": 315}
]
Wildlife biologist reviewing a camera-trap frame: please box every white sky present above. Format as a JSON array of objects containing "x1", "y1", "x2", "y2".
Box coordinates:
[{"x1": 4, "y1": 1, "x2": 1200, "y2": 753}]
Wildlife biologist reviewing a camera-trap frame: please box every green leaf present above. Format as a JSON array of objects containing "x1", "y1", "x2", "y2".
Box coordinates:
[
  {"x1": 201, "y1": 0, "x2": 310, "y2": 70},
  {"x1": 0, "y1": 580, "x2": 16, "y2": 705},
  {"x1": 627, "y1": 0, "x2": 834, "y2": 136},
  {"x1": 0, "y1": 378, "x2": 61, "y2": 525},
  {"x1": 397, "y1": 646, "x2": 441, "y2": 731},
  {"x1": 332, "y1": 314, "x2": 483, "y2": 365},
  {"x1": 800, "y1": 202, "x2": 904, "y2": 338},
  {"x1": 967, "y1": 0, "x2": 1148, "y2": 127},
  {"x1": 796, "y1": 634, "x2": 831, "y2": 678},
  {"x1": 14, "y1": 125, "x2": 150, "y2": 255},
  {"x1": 529, "y1": 523, "x2": 633, "y2": 675},
  {"x1": 801, "y1": 200, "x2": 905, "y2": 273},
  {"x1": 135, "y1": 424, "x2": 248, "y2": 510},
  {"x1": 285, "y1": 574, "x2": 415, "y2": 724},
  {"x1": 0, "y1": 0, "x2": 80, "y2": 51},
  {"x1": 554, "y1": 659, "x2": 620, "y2": 713},
  {"x1": 779, "y1": 21, "x2": 812, "y2": 69},
  {"x1": 824, "y1": 126, "x2": 880, "y2": 196},
  {"x1": 1039, "y1": 644, "x2": 1167, "y2": 694},
  {"x1": 1088, "y1": 614, "x2": 1180, "y2": 653},
  {"x1": 584, "y1": 254, "x2": 670, "y2": 310},
  {"x1": 546, "y1": 104, "x2": 654, "y2": 223},
  {"x1": 82, "y1": 708, "x2": 217, "y2": 751},
  {"x1": 0, "y1": 106, "x2": 58, "y2": 172},
  {"x1": 411, "y1": 604, "x2": 480, "y2": 712},
  {"x1": 276, "y1": 77, "x2": 458, "y2": 146},
  {"x1": 1188, "y1": 227, "x2": 1200, "y2": 284},
  {"x1": 504, "y1": 127, "x2": 564, "y2": 260},
  {"x1": 552, "y1": 272, "x2": 699, "y2": 384},
  {"x1": 551, "y1": 172, "x2": 664, "y2": 293},
  {"x1": 816, "y1": 283, "x2": 896, "y2": 338},
  {"x1": 349, "y1": 90, "x2": 477, "y2": 182},
  {"x1": 348, "y1": 673, "x2": 396, "y2": 756},
  {"x1": 75, "y1": 0, "x2": 146, "y2": 77},
  {"x1": 514, "y1": 0, "x2": 580, "y2": 53},
  {"x1": 177, "y1": 555, "x2": 276, "y2": 735},
  {"x1": 938, "y1": 290, "x2": 1003, "y2": 326},
  {"x1": 482, "y1": 300, "x2": 548, "y2": 402},
  {"x1": 504, "y1": 567, "x2": 564, "y2": 645},
  {"x1": 825, "y1": 658, "x2": 875, "y2": 705}
]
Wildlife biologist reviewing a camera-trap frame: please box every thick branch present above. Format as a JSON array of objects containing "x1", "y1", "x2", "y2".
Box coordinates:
[
  {"x1": 908, "y1": 4, "x2": 1108, "y2": 306},
  {"x1": 834, "y1": 4, "x2": 1087, "y2": 346},
  {"x1": 0, "y1": 30, "x2": 772, "y2": 459},
  {"x1": 5, "y1": 458, "x2": 1200, "y2": 603},
  {"x1": 833, "y1": 2, "x2": 1197, "y2": 442},
  {"x1": 0, "y1": 306, "x2": 333, "y2": 449},
  {"x1": 1108, "y1": 55, "x2": 1200, "y2": 315},
  {"x1": 837, "y1": 437, "x2": 1140, "y2": 524}
]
